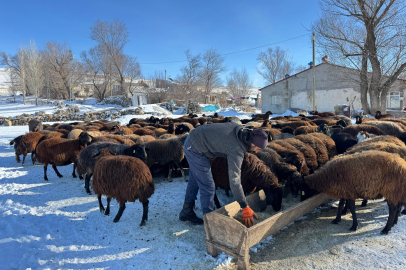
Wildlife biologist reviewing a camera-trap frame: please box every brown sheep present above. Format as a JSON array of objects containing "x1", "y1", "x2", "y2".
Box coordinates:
[
  {"x1": 339, "y1": 125, "x2": 386, "y2": 137},
  {"x1": 133, "y1": 128, "x2": 156, "y2": 137},
  {"x1": 123, "y1": 134, "x2": 141, "y2": 143},
  {"x1": 35, "y1": 132, "x2": 93, "y2": 181},
  {"x1": 295, "y1": 134, "x2": 329, "y2": 167},
  {"x1": 360, "y1": 121, "x2": 406, "y2": 137},
  {"x1": 105, "y1": 135, "x2": 135, "y2": 146},
  {"x1": 254, "y1": 148, "x2": 303, "y2": 197},
  {"x1": 154, "y1": 128, "x2": 168, "y2": 137},
  {"x1": 278, "y1": 138, "x2": 318, "y2": 173},
  {"x1": 310, "y1": 111, "x2": 336, "y2": 117},
  {"x1": 355, "y1": 115, "x2": 377, "y2": 124},
  {"x1": 309, "y1": 132, "x2": 337, "y2": 159},
  {"x1": 304, "y1": 150, "x2": 406, "y2": 234},
  {"x1": 211, "y1": 153, "x2": 283, "y2": 211},
  {"x1": 90, "y1": 136, "x2": 121, "y2": 144},
  {"x1": 92, "y1": 148, "x2": 154, "y2": 225},
  {"x1": 267, "y1": 141, "x2": 309, "y2": 176},
  {"x1": 345, "y1": 141, "x2": 406, "y2": 159},
  {"x1": 274, "y1": 121, "x2": 314, "y2": 130},
  {"x1": 294, "y1": 126, "x2": 317, "y2": 136},
  {"x1": 346, "y1": 135, "x2": 405, "y2": 152},
  {"x1": 375, "y1": 110, "x2": 391, "y2": 120},
  {"x1": 18, "y1": 132, "x2": 46, "y2": 166},
  {"x1": 159, "y1": 134, "x2": 177, "y2": 139},
  {"x1": 136, "y1": 135, "x2": 156, "y2": 145},
  {"x1": 10, "y1": 135, "x2": 24, "y2": 163},
  {"x1": 252, "y1": 111, "x2": 273, "y2": 121}
]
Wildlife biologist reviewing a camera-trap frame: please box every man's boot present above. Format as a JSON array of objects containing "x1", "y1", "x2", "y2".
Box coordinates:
[{"x1": 179, "y1": 201, "x2": 203, "y2": 225}]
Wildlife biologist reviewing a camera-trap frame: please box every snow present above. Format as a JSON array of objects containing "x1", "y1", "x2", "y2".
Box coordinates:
[{"x1": 0, "y1": 97, "x2": 405, "y2": 269}]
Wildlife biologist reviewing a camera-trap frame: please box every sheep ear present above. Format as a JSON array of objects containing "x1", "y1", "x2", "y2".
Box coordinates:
[
  {"x1": 133, "y1": 150, "x2": 135, "y2": 153},
  {"x1": 302, "y1": 191, "x2": 305, "y2": 195}
]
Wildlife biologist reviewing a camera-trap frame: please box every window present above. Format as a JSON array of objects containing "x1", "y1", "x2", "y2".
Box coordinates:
[
  {"x1": 387, "y1": 91, "x2": 400, "y2": 108},
  {"x1": 113, "y1": 85, "x2": 120, "y2": 92},
  {"x1": 272, "y1": 96, "x2": 281, "y2": 104},
  {"x1": 84, "y1": 87, "x2": 89, "y2": 93}
]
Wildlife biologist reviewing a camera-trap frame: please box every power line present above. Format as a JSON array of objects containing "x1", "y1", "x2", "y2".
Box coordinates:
[{"x1": 139, "y1": 33, "x2": 309, "y2": 65}]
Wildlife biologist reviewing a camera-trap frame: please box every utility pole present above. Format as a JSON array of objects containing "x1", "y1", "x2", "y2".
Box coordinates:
[
  {"x1": 47, "y1": 66, "x2": 50, "y2": 101},
  {"x1": 165, "y1": 69, "x2": 167, "y2": 89},
  {"x1": 312, "y1": 32, "x2": 316, "y2": 111}
]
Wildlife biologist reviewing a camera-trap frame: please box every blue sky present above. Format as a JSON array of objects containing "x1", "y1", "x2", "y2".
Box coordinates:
[{"x1": 1, "y1": 0, "x2": 320, "y2": 87}]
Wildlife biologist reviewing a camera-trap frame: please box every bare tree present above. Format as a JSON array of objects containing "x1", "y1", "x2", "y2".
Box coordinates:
[
  {"x1": 226, "y1": 68, "x2": 253, "y2": 104},
  {"x1": 1, "y1": 52, "x2": 24, "y2": 103},
  {"x1": 295, "y1": 65, "x2": 309, "y2": 73},
  {"x1": 42, "y1": 42, "x2": 77, "y2": 100},
  {"x1": 199, "y1": 48, "x2": 227, "y2": 103},
  {"x1": 90, "y1": 19, "x2": 130, "y2": 93},
  {"x1": 174, "y1": 49, "x2": 202, "y2": 101},
  {"x1": 122, "y1": 55, "x2": 142, "y2": 97},
  {"x1": 25, "y1": 41, "x2": 44, "y2": 105},
  {"x1": 312, "y1": 0, "x2": 406, "y2": 113},
  {"x1": 257, "y1": 46, "x2": 296, "y2": 84},
  {"x1": 81, "y1": 45, "x2": 115, "y2": 102}
]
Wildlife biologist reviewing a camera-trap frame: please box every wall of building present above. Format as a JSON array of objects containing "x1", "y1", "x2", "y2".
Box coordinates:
[{"x1": 261, "y1": 63, "x2": 405, "y2": 114}]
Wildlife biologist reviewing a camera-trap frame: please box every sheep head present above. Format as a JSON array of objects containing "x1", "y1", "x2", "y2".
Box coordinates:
[
  {"x1": 127, "y1": 144, "x2": 147, "y2": 161},
  {"x1": 287, "y1": 171, "x2": 303, "y2": 197},
  {"x1": 263, "y1": 185, "x2": 283, "y2": 212},
  {"x1": 316, "y1": 124, "x2": 330, "y2": 135},
  {"x1": 355, "y1": 115, "x2": 362, "y2": 125},
  {"x1": 78, "y1": 132, "x2": 93, "y2": 147},
  {"x1": 356, "y1": 131, "x2": 370, "y2": 143}
]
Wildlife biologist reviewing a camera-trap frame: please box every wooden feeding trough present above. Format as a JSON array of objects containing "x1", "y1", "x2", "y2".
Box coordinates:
[{"x1": 204, "y1": 191, "x2": 330, "y2": 270}]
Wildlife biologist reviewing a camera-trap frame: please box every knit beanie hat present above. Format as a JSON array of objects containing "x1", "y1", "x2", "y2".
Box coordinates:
[{"x1": 250, "y1": 128, "x2": 268, "y2": 149}]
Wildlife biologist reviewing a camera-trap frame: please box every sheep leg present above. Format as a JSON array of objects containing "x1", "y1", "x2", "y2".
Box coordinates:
[
  {"x1": 347, "y1": 200, "x2": 358, "y2": 231},
  {"x1": 15, "y1": 154, "x2": 21, "y2": 163},
  {"x1": 44, "y1": 164, "x2": 49, "y2": 181},
  {"x1": 331, "y1": 198, "x2": 346, "y2": 224},
  {"x1": 167, "y1": 163, "x2": 173, "y2": 182},
  {"x1": 22, "y1": 155, "x2": 26, "y2": 167},
  {"x1": 393, "y1": 203, "x2": 402, "y2": 226},
  {"x1": 97, "y1": 194, "x2": 105, "y2": 213},
  {"x1": 52, "y1": 165, "x2": 63, "y2": 178},
  {"x1": 361, "y1": 199, "x2": 368, "y2": 207},
  {"x1": 341, "y1": 201, "x2": 349, "y2": 215},
  {"x1": 85, "y1": 174, "x2": 92, "y2": 195},
  {"x1": 140, "y1": 200, "x2": 149, "y2": 226},
  {"x1": 72, "y1": 163, "x2": 77, "y2": 178},
  {"x1": 113, "y1": 202, "x2": 126, "y2": 223},
  {"x1": 31, "y1": 153, "x2": 36, "y2": 166},
  {"x1": 381, "y1": 202, "x2": 398, "y2": 235},
  {"x1": 213, "y1": 192, "x2": 221, "y2": 209},
  {"x1": 174, "y1": 161, "x2": 187, "y2": 182},
  {"x1": 105, "y1": 197, "x2": 111, "y2": 216}
]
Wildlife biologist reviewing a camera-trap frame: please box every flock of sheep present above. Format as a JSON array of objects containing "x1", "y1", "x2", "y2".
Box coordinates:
[{"x1": 8, "y1": 109, "x2": 406, "y2": 235}]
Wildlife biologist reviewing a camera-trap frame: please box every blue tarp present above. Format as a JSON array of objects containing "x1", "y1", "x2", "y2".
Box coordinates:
[{"x1": 200, "y1": 104, "x2": 220, "y2": 112}]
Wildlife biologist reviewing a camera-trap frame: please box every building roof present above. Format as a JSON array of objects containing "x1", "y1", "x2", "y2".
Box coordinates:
[{"x1": 258, "y1": 62, "x2": 406, "y2": 91}]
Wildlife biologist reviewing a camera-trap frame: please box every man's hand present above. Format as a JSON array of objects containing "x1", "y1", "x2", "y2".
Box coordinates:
[{"x1": 242, "y1": 206, "x2": 258, "y2": 228}]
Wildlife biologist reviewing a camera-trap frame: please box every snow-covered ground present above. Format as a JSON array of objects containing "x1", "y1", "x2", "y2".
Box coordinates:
[{"x1": 0, "y1": 97, "x2": 405, "y2": 269}]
